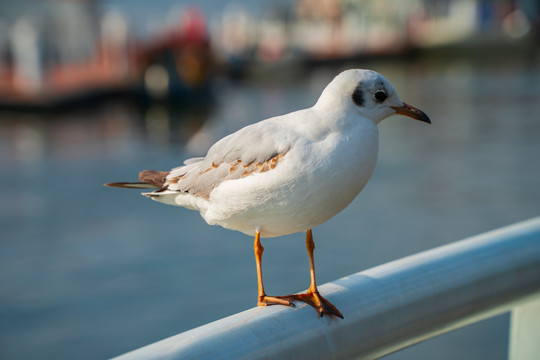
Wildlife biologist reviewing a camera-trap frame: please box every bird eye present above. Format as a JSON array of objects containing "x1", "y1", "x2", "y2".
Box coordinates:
[{"x1": 374, "y1": 90, "x2": 387, "y2": 102}]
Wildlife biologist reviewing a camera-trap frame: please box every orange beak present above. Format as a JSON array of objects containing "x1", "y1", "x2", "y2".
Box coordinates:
[{"x1": 391, "y1": 103, "x2": 431, "y2": 124}]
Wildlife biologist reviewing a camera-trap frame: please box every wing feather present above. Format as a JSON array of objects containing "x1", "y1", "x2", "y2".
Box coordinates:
[{"x1": 165, "y1": 120, "x2": 294, "y2": 199}]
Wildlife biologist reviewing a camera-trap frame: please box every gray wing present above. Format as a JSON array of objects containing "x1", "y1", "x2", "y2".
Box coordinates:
[{"x1": 165, "y1": 120, "x2": 295, "y2": 199}]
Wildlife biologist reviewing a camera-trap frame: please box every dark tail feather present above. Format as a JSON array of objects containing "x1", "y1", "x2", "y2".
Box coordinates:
[
  {"x1": 104, "y1": 182, "x2": 161, "y2": 189},
  {"x1": 139, "y1": 170, "x2": 168, "y2": 187},
  {"x1": 105, "y1": 170, "x2": 169, "y2": 190}
]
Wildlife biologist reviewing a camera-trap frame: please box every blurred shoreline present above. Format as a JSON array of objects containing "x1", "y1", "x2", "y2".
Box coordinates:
[{"x1": 0, "y1": 0, "x2": 538, "y2": 111}]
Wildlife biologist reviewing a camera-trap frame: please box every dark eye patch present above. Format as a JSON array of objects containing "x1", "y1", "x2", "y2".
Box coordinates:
[
  {"x1": 374, "y1": 90, "x2": 387, "y2": 102},
  {"x1": 352, "y1": 87, "x2": 364, "y2": 106}
]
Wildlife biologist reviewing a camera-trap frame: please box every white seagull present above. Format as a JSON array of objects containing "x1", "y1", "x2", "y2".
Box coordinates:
[{"x1": 106, "y1": 69, "x2": 430, "y2": 318}]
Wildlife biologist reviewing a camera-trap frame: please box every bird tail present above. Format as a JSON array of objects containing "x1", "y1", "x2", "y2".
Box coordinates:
[{"x1": 104, "y1": 182, "x2": 161, "y2": 189}]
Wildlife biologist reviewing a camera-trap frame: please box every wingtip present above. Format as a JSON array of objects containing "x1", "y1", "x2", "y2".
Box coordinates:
[{"x1": 104, "y1": 182, "x2": 161, "y2": 189}]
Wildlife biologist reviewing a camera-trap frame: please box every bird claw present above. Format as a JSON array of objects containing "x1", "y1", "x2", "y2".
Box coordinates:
[
  {"x1": 257, "y1": 295, "x2": 295, "y2": 308},
  {"x1": 276, "y1": 291, "x2": 343, "y2": 319}
]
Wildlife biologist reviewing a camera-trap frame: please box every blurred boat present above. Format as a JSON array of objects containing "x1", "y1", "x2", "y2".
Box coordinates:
[
  {"x1": 211, "y1": 0, "x2": 538, "y2": 78},
  {"x1": 0, "y1": 2, "x2": 214, "y2": 111}
]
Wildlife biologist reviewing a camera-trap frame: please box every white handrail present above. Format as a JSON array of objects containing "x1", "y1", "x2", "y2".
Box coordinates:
[{"x1": 114, "y1": 217, "x2": 540, "y2": 360}]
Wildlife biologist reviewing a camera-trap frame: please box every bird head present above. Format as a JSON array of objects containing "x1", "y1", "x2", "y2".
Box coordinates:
[{"x1": 315, "y1": 69, "x2": 431, "y2": 125}]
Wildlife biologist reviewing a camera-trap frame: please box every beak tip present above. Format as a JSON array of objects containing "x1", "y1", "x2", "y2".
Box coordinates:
[{"x1": 393, "y1": 103, "x2": 431, "y2": 125}]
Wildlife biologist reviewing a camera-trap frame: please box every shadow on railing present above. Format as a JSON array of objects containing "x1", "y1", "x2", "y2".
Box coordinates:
[{"x1": 114, "y1": 217, "x2": 540, "y2": 360}]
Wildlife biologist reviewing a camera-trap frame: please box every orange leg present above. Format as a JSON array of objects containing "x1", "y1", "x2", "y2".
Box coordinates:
[
  {"x1": 254, "y1": 231, "x2": 294, "y2": 307},
  {"x1": 284, "y1": 229, "x2": 343, "y2": 318},
  {"x1": 254, "y1": 230, "x2": 343, "y2": 318}
]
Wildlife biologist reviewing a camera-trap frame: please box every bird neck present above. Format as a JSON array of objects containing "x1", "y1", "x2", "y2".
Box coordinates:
[{"x1": 311, "y1": 102, "x2": 377, "y2": 135}]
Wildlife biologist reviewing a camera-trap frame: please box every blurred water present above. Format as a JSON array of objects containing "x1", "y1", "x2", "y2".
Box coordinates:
[{"x1": 1, "y1": 61, "x2": 539, "y2": 359}]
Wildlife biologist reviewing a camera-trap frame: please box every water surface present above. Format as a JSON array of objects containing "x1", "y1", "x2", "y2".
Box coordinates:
[{"x1": 1, "y1": 62, "x2": 539, "y2": 359}]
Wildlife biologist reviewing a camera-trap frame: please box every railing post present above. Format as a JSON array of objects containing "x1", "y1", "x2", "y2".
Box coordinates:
[{"x1": 509, "y1": 296, "x2": 540, "y2": 360}]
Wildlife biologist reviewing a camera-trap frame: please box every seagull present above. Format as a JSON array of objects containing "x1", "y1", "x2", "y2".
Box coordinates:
[{"x1": 106, "y1": 69, "x2": 430, "y2": 318}]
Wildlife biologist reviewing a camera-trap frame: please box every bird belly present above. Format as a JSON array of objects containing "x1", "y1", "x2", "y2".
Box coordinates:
[{"x1": 203, "y1": 126, "x2": 379, "y2": 238}]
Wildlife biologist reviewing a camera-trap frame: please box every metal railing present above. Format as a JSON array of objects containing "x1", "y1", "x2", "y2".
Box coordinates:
[{"x1": 114, "y1": 217, "x2": 540, "y2": 360}]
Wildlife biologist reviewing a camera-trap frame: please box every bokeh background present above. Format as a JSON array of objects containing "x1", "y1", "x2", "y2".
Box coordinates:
[{"x1": 1, "y1": 0, "x2": 539, "y2": 359}]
